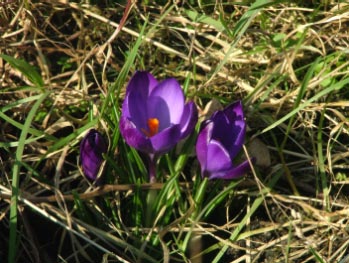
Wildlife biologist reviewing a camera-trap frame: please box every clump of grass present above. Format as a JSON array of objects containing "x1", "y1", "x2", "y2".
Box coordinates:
[{"x1": 1, "y1": 1, "x2": 349, "y2": 262}]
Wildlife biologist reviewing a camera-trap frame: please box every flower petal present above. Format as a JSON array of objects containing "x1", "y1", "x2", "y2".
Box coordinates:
[
  {"x1": 228, "y1": 119, "x2": 246, "y2": 158},
  {"x1": 148, "y1": 78, "x2": 184, "y2": 124},
  {"x1": 211, "y1": 106, "x2": 245, "y2": 159},
  {"x1": 179, "y1": 101, "x2": 198, "y2": 139},
  {"x1": 126, "y1": 71, "x2": 158, "y2": 96},
  {"x1": 119, "y1": 116, "x2": 152, "y2": 153},
  {"x1": 225, "y1": 102, "x2": 246, "y2": 158},
  {"x1": 124, "y1": 71, "x2": 158, "y2": 129},
  {"x1": 150, "y1": 124, "x2": 181, "y2": 154},
  {"x1": 223, "y1": 100, "x2": 244, "y2": 122},
  {"x1": 196, "y1": 121, "x2": 212, "y2": 171},
  {"x1": 209, "y1": 160, "x2": 251, "y2": 180},
  {"x1": 147, "y1": 95, "x2": 171, "y2": 131},
  {"x1": 211, "y1": 110, "x2": 231, "y2": 144},
  {"x1": 204, "y1": 139, "x2": 234, "y2": 175}
]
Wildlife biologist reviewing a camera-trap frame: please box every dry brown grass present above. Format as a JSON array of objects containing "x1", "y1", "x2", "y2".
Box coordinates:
[{"x1": 1, "y1": 1, "x2": 349, "y2": 262}]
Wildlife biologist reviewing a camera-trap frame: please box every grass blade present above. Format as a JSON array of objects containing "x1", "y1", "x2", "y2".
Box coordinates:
[
  {"x1": 8, "y1": 90, "x2": 50, "y2": 263},
  {"x1": 262, "y1": 77, "x2": 349, "y2": 133},
  {"x1": 212, "y1": 170, "x2": 282, "y2": 262},
  {"x1": 0, "y1": 54, "x2": 44, "y2": 88}
]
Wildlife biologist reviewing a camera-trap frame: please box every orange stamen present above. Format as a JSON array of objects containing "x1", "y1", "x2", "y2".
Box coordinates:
[{"x1": 142, "y1": 118, "x2": 159, "y2": 137}]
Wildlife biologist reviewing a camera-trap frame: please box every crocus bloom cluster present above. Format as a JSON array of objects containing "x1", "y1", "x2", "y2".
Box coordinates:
[
  {"x1": 119, "y1": 71, "x2": 198, "y2": 157},
  {"x1": 80, "y1": 129, "x2": 107, "y2": 180},
  {"x1": 196, "y1": 101, "x2": 251, "y2": 179},
  {"x1": 81, "y1": 72, "x2": 251, "y2": 182}
]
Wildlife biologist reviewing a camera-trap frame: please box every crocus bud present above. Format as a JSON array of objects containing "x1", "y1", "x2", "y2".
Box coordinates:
[
  {"x1": 80, "y1": 129, "x2": 107, "y2": 180},
  {"x1": 196, "y1": 101, "x2": 251, "y2": 179}
]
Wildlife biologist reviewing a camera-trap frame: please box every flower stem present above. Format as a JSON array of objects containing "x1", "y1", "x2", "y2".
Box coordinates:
[
  {"x1": 193, "y1": 177, "x2": 209, "y2": 216},
  {"x1": 148, "y1": 154, "x2": 157, "y2": 183},
  {"x1": 146, "y1": 155, "x2": 157, "y2": 226}
]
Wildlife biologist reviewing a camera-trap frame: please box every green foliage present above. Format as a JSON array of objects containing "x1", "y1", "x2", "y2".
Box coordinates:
[
  {"x1": 0, "y1": 54, "x2": 44, "y2": 88},
  {"x1": 8, "y1": 91, "x2": 50, "y2": 263},
  {"x1": 57, "y1": 56, "x2": 74, "y2": 73}
]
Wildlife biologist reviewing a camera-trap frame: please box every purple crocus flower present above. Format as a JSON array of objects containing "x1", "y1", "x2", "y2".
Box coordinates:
[
  {"x1": 119, "y1": 71, "x2": 198, "y2": 156},
  {"x1": 196, "y1": 101, "x2": 251, "y2": 180},
  {"x1": 80, "y1": 129, "x2": 107, "y2": 180}
]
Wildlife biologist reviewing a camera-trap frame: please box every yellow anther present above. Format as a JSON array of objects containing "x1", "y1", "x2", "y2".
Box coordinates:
[{"x1": 141, "y1": 118, "x2": 159, "y2": 137}]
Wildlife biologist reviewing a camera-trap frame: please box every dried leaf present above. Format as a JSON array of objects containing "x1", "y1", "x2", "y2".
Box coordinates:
[{"x1": 246, "y1": 138, "x2": 271, "y2": 168}]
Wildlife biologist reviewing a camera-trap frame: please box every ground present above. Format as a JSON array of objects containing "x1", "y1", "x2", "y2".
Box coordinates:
[{"x1": 1, "y1": 1, "x2": 349, "y2": 263}]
